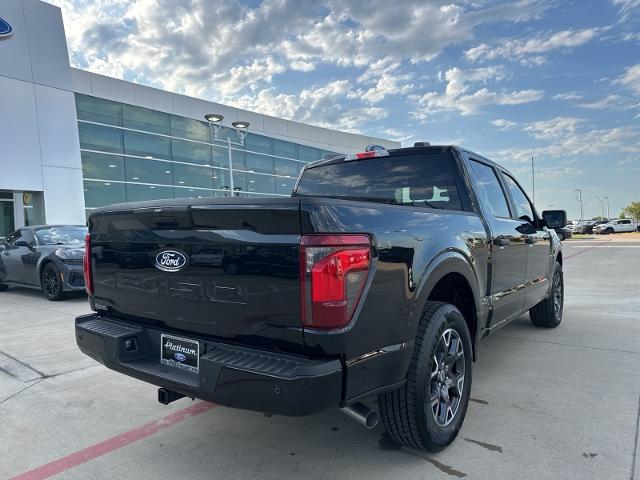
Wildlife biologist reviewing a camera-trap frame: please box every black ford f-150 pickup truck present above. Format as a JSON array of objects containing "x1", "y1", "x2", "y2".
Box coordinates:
[{"x1": 76, "y1": 144, "x2": 567, "y2": 451}]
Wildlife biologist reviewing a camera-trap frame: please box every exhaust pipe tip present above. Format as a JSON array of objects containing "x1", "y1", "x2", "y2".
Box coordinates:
[
  {"x1": 339, "y1": 402, "x2": 379, "y2": 429},
  {"x1": 363, "y1": 409, "x2": 379, "y2": 429}
]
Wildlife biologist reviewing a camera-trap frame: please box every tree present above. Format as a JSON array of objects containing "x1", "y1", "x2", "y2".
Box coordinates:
[
  {"x1": 619, "y1": 211, "x2": 626, "y2": 219},
  {"x1": 623, "y1": 201, "x2": 640, "y2": 224}
]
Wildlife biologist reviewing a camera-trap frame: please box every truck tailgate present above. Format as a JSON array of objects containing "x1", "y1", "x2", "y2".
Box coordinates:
[{"x1": 88, "y1": 198, "x2": 304, "y2": 353}]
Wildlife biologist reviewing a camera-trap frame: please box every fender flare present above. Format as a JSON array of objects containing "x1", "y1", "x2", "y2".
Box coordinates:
[{"x1": 411, "y1": 249, "x2": 485, "y2": 356}]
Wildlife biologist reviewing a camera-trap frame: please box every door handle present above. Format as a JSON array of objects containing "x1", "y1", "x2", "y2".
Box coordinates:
[
  {"x1": 494, "y1": 238, "x2": 509, "y2": 247},
  {"x1": 2, "y1": 252, "x2": 10, "y2": 256},
  {"x1": 525, "y1": 237, "x2": 537, "y2": 245}
]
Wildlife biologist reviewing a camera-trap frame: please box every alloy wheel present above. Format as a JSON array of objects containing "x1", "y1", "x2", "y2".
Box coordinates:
[
  {"x1": 429, "y1": 328, "x2": 465, "y2": 427},
  {"x1": 553, "y1": 270, "x2": 563, "y2": 322},
  {"x1": 43, "y1": 268, "x2": 59, "y2": 298}
]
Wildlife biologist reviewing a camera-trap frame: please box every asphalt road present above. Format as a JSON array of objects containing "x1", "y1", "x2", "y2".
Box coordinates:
[{"x1": 1, "y1": 238, "x2": 639, "y2": 480}]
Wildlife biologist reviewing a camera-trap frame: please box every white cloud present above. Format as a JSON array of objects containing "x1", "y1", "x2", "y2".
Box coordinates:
[
  {"x1": 290, "y1": 60, "x2": 316, "y2": 72},
  {"x1": 611, "y1": 0, "x2": 640, "y2": 20},
  {"x1": 553, "y1": 92, "x2": 584, "y2": 101},
  {"x1": 228, "y1": 80, "x2": 388, "y2": 133},
  {"x1": 492, "y1": 118, "x2": 518, "y2": 130},
  {"x1": 464, "y1": 28, "x2": 602, "y2": 65},
  {"x1": 493, "y1": 124, "x2": 640, "y2": 163},
  {"x1": 219, "y1": 57, "x2": 285, "y2": 96},
  {"x1": 380, "y1": 128, "x2": 415, "y2": 144},
  {"x1": 412, "y1": 66, "x2": 543, "y2": 118},
  {"x1": 613, "y1": 63, "x2": 640, "y2": 94},
  {"x1": 577, "y1": 94, "x2": 640, "y2": 111},
  {"x1": 352, "y1": 71, "x2": 414, "y2": 104},
  {"x1": 523, "y1": 117, "x2": 584, "y2": 140}
]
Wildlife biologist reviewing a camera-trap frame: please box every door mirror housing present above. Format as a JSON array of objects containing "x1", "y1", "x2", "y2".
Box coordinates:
[
  {"x1": 14, "y1": 240, "x2": 34, "y2": 248},
  {"x1": 542, "y1": 210, "x2": 567, "y2": 229}
]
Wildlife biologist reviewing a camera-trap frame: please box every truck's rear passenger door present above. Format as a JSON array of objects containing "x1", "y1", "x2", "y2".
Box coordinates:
[{"x1": 467, "y1": 158, "x2": 527, "y2": 328}]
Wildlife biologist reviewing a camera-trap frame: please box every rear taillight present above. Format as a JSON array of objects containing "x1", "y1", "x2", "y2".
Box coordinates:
[
  {"x1": 300, "y1": 234, "x2": 371, "y2": 329},
  {"x1": 83, "y1": 233, "x2": 94, "y2": 295}
]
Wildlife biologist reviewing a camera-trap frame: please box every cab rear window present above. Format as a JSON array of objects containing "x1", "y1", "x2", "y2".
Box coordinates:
[{"x1": 294, "y1": 153, "x2": 464, "y2": 211}]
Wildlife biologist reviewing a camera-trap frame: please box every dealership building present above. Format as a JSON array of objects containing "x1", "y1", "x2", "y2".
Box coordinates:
[{"x1": 0, "y1": 0, "x2": 398, "y2": 239}]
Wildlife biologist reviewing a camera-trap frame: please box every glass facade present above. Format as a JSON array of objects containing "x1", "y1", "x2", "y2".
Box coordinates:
[{"x1": 76, "y1": 94, "x2": 340, "y2": 217}]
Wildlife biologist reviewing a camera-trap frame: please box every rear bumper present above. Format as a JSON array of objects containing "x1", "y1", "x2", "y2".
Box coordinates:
[{"x1": 75, "y1": 314, "x2": 343, "y2": 416}]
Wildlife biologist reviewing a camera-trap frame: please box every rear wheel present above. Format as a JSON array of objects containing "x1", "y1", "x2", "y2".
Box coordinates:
[
  {"x1": 378, "y1": 302, "x2": 472, "y2": 452},
  {"x1": 41, "y1": 263, "x2": 65, "y2": 301},
  {"x1": 530, "y1": 261, "x2": 563, "y2": 328}
]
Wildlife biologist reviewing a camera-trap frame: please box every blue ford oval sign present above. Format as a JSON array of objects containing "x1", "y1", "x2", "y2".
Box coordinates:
[
  {"x1": 154, "y1": 250, "x2": 188, "y2": 272},
  {"x1": 0, "y1": 16, "x2": 13, "y2": 40},
  {"x1": 174, "y1": 353, "x2": 187, "y2": 362}
]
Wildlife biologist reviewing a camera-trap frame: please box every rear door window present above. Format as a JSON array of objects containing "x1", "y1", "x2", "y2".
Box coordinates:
[
  {"x1": 295, "y1": 152, "x2": 464, "y2": 211},
  {"x1": 468, "y1": 160, "x2": 510, "y2": 218}
]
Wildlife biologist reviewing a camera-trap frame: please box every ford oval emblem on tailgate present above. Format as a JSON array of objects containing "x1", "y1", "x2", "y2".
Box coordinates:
[{"x1": 154, "y1": 250, "x2": 188, "y2": 272}]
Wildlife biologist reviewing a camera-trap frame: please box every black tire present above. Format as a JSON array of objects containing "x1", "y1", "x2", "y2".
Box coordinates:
[
  {"x1": 0, "y1": 283, "x2": 8, "y2": 292},
  {"x1": 557, "y1": 232, "x2": 565, "y2": 241},
  {"x1": 41, "y1": 263, "x2": 65, "y2": 301},
  {"x1": 378, "y1": 302, "x2": 473, "y2": 452},
  {"x1": 605, "y1": 228, "x2": 614, "y2": 234},
  {"x1": 530, "y1": 261, "x2": 563, "y2": 328}
]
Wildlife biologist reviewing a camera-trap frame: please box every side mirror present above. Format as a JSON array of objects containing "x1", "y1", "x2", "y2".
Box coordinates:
[
  {"x1": 542, "y1": 210, "x2": 567, "y2": 229},
  {"x1": 14, "y1": 240, "x2": 34, "y2": 248}
]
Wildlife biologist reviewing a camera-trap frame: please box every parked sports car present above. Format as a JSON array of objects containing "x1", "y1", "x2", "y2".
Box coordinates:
[{"x1": 0, "y1": 225, "x2": 87, "y2": 300}]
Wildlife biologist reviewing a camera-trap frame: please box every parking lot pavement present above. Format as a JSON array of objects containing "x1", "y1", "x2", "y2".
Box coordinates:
[{"x1": 1, "y1": 239, "x2": 639, "y2": 480}]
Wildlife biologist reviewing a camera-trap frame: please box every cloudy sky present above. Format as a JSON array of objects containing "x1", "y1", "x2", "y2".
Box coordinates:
[{"x1": 48, "y1": 0, "x2": 640, "y2": 218}]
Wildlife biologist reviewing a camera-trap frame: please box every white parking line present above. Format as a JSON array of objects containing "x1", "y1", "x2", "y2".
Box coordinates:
[{"x1": 568, "y1": 245, "x2": 640, "y2": 248}]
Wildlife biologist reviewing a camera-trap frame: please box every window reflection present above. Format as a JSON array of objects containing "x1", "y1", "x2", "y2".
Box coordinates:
[
  {"x1": 126, "y1": 184, "x2": 173, "y2": 202},
  {"x1": 84, "y1": 180, "x2": 125, "y2": 208},
  {"x1": 125, "y1": 158, "x2": 173, "y2": 185},
  {"x1": 246, "y1": 152, "x2": 274, "y2": 174},
  {"x1": 245, "y1": 133, "x2": 274, "y2": 155},
  {"x1": 275, "y1": 158, "x2": 301, "y2": 177},
  {"x1": 298, "y1": 145, "x2": 321, "y2": 162},
  {"x1": 246, "y1": 173, "x2": 275, "y2": 194},
  {"x1": 173, "y1": 163, "x2": 213, "y2": 189},
  {"x1": 172, "y1": 139, "x2": 211, "y2": 166},
  {"x1": 123, "y1": 105, "x2": 170, "y2": 135},
  {"x1": 76, "y1": 94, "x2": 122, "y2": 126},
  {"x1": 274, "y1": 139, "x2": 297, "y2": 159},
  {"x1": 79, "y1": 123, "x2": 123, "y2": 154},
  {"x1": 124, "y1": 131, "x2": 171, "y2": 160},
  {"x1": 276, "y1": 177, "x2": 296, "y2": 195},
  {"x1": 82, "y1": 152, "x2": 125, "y2": 181},
  {"x1": 171, "y1": 116, "x2": 209, "y2": 142}
]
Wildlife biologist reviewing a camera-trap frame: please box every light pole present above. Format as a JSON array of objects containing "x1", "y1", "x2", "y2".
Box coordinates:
[
  {"x1": 595, "y1": 196, "x2": 604, "y2": 220},
  {"x1": 575, "y1": 188, "x2": 583, "y2": 222},
  {"x1": 205, "y1": 115, "x2": 249, "y2": 197},
  {"x1": 204, "y1": 113, "x2": 223, "y2": 140},
  {"x1": 205, "y1": 113, "x2": 235, "y2": 196},
  {"x1": 232, "y1": 121, "x2": 250, "y2": 146},
  {"x1": 531, "y1": 155, "x2": 535, "y2": 206},
  {"x1": 604, "y1": 196, "x2": 610, "y2": 220}
]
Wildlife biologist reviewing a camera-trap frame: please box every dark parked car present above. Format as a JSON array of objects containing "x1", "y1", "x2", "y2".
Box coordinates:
[
  {"x1": 76, "y1": 145, "x2": 565, "y2": 452},
  {"x1": 0, "y1": 225, "x2": 87, "y2": 300},
  {"x1": 554, "y1": 226, "x2": 572, "y2": 241}
]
